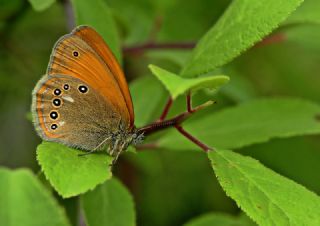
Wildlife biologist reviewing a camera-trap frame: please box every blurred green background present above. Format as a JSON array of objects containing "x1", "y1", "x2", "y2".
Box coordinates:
[{"x1": 1, "y1": 0, "x2": 320, "y2": 225}]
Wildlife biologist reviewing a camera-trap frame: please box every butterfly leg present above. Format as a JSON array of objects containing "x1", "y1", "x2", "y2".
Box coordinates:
[
  {"x1": 110, "y1": 137, "x2": 128, "y2": 166},
  {"x1": 109, "y1": 138, "x2": 120, "y2": 156},
  {"x1": 111, "y1": 151, "x2": 121, "y2": 166},
  {"x1": 78, "y1": 135, "x2": 112, "y2": 156},
  {"x1": 93, "y1": 135, "x2": 112, "y2": 151}
]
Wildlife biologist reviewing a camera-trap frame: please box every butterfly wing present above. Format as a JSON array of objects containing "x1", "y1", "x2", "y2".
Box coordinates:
[
  {"x1": 72, "y1": 26, "x2": 134, "y2": 126},
  {"x1": 47, "y1": 26, "x2": 134, "y2": 128},
  {"x1": 32, "y1": 74, "x2": 121, "y2": 150}
]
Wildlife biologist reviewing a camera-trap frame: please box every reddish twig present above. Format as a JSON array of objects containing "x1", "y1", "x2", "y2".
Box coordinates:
[
  {"x1": 175, "y1": 125, "x2": 212, "y2": 152},
  {"x1": 187, "y1": 92, "x2": 193, "y2": 113},
  {"x1": 138, "y1": 111, "x2": 191, "y2": 135},
  {"x1": 255, "y1": 33, "x2": 286, "y2": 48},
  {"x1": 138, "y1": 100, "x2": 214, "y2": 152},
  {"x1": 158, "y1": 97, "x2": 173, "y2": 121}
]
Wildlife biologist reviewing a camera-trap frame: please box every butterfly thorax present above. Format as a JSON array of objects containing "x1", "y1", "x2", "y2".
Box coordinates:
[{"x1": 107, "y1": 125, "x2": 144, "y2": 160}]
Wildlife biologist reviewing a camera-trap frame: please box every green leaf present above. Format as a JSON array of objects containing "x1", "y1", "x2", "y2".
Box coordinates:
[
  {"x1": 28, "y1": 0, "x2": 55, "y2": 11},
  {"x1": 149, "y1": 64, "x2": 229, "y2": 99},
  {"x1": 71, "y1": 0, "x2": 121, "y2": 62},
  {"x1": 227, "y1": 31, "x2": 320, "y2": 102},
  {"x1": 37, "y1": 142, "x2": 112, "y2": 198},
  {"x1": 180, "y1": 0, "x2": 304, "y2": 77},
  {"x1": 158, "y1": 98, "x2": 320, "y2": 150},
  {"x1": 184, "y1": 212, "x2": 256, "y2": 226},
  {"x1": 130, "y1": 75, "x2": 167, "y2": 127},
  {"x1": 208, "y1": 150, "x2": 320, "y2": 226},
  {"x1": 0, "y1": 168, "x2": 70, "y2": 226},
  {"x1": 81, "y1": 178, "x2": 135, "y2": 226},
  {"x1": 127, "y1": 150, "x2": 235, "y2": 226},
  {"x1": 240, "y1": 136, "x2": 320, "y2": 194},
  {"x1": 285, "y1": 0, "x2": 320, "y2": 25}
]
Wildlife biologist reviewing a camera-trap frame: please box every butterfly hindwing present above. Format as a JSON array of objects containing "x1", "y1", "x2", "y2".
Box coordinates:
[{"x1": 32, "y1": 74, "x2": 121, "y2": 150}]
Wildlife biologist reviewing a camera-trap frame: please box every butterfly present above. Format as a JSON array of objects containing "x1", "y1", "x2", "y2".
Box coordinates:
[{"x1": 32, "y1": 25, "x2": 144, "y2": 161}]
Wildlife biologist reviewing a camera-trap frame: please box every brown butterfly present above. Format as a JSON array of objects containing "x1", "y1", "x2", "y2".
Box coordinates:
[{"x1": 32, "y1": 25, "x2": 143, "y2": 161}]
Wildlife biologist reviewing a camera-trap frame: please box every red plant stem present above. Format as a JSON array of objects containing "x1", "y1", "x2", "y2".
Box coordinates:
[
  {"x1": 175, "y1": 125, "x2": 212, "y2": 152},
  {"x1": 138, "y1": 100, "x2": 214, "y2": 152},
  {"x1": 187, "y1": 92, "x2": 193, "y2": 113},
  {"x1": 255, "y1": 33, "x2": 286, "y2": 47},
  {"x1": 123, "y1": 42, "x2": 196, "y2": 54},
  {"x1": 159, "y1": 97, "x2": 173, "y2": 121},
  {"x1": 138, "y1": 100, "x2": 214, "y2": 136},
  {"x1": 138, "y1": 112, "x2": 190, "y2": 135}
]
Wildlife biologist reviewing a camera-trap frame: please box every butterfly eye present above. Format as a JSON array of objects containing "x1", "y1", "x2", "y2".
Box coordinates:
[
  {"x1": 72, "y1": 50, "x2": 79, "y2": 57},
  {"x1": 78, "y1": 85, "x2": 88, "y2": 93},
  {"x1": 52, "y1": 98, "x2": 62, "y2": 107},
  {"x1": 53, "y1": 88, "x2": 62, "y2": 96},
  {"x1": 63, "y1": 84, "x2": 70, "y2": 90},
  {"x1": 51, "y1": 124, "x2": 58, "y2": 130},
  {"x1": 50, "y1": 111, "x2": 59, "y2": 120}
]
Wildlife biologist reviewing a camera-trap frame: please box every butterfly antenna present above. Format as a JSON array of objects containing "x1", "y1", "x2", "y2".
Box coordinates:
[{"x1": 93, "y1": 136, "x2": 112, "y2": 151}]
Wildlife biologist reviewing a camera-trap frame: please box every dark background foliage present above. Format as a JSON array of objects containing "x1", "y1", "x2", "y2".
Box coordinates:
[{"x1": 1, "y1": 0, "x2": 320, "y2": 225}]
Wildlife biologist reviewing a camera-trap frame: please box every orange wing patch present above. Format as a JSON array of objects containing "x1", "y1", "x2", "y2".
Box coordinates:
[
  {"x1": 35, "y1": 79, "x2": 63, "y2": 139},
  {"x1": 73, "y1": 26, "x2": 134, "y2": 127},
  {"x1": 47, "y1": 33, "x2": 131, "y2": 126}
]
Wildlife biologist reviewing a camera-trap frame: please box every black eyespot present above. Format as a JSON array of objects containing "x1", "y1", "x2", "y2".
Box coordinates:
[
  {"x1": 78, "y1": 85, "x2": 88, "y2": 93},
  {"x1": 73, "y1": 51, "x2": 79, "y2": 57},
  {"x1": 63, "y1": 84, "x2": 69, "y2": 90},
  {"x1": 50, "y1": 111, "x2": 58, "y2": 120},
  {"x1": 54, "y1": 89, "x2": 61, "y2": 96},
  {"x1": 51, "y1": 124, "x2": 58, "y2": 130},
  {"x1": 52, "y1": 98, "x2": 61, "y2": 107}
]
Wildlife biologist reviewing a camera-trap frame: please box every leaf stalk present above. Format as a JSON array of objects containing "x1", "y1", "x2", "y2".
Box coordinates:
[{"x1": 137, "y1": 94, "x2": 214, "y2": 152}]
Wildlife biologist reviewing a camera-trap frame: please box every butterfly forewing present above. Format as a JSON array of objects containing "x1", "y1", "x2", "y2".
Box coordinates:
[
  {"x1": 72, "y1": 26, "x2": 134, "y2": 126},
  {"x1": 47, "y1": 28, "x2": 131, "y2": 127}
]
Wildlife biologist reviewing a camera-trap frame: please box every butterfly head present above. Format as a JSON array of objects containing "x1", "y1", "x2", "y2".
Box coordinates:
[
  {"x1": 131, "y1": 130, "x2": 145, "y2": 146},
  {"x1": 111, "y1": 124, "x2": 144, "y2": 149},
  {"x1": 107, "y1": 126, "x2": 144, "y2": 162}
]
